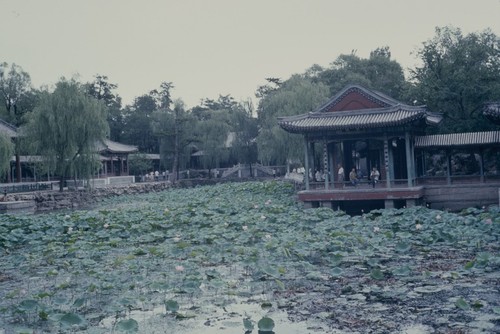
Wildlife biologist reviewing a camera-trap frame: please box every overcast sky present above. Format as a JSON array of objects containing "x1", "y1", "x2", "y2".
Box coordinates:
[{"x1": 3, "y1": 0, "x2": 500, "y2": 109}]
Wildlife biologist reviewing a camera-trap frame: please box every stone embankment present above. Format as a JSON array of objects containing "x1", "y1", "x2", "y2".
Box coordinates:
[{"x1": 3, "y1": 182, "x2": 171, "y2": 212}]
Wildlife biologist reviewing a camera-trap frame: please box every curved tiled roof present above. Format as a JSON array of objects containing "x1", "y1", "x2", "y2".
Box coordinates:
[
  {"x1": 278, "y1": 84, "x2": 442, "y2": 134},
  {"x1": 0, "y1": 119, "x2": 18, "y2": 138},
  {"x1": 313, "y1": 84, "x2": 400, "y2": 112},
  {"x1": 279, "y1": 105, "x2": 441, "y2": 133},
  {"x1": 415, "y1": 131, "x2": 500, "y2": 148},
  {"x1": 96, "y1": 139, "x2": 138, "y2": 154}
]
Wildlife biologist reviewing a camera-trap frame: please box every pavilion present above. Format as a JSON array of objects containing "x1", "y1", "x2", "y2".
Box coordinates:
[{"x1": 278, "y1": 84, "x2": 500, "y2": 212}]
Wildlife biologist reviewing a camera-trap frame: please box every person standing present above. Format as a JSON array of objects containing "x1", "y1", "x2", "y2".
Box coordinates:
[
  {"x1": 337, "y1": 164, "x2": 345, "y2": 186},
  {"x1": 370, "y1": 167, "x2": 380, "y2": 188},
  {"x1": 349, "y1": 167, "x2": 358, "y2": 187}
]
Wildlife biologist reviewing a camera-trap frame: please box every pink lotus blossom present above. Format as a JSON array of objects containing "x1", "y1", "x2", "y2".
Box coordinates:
[
  {"x1": 103, "y1": 223, "x2": 109, "y2": 229},
  {"x1": 242, "y1": 225, "x2": 248, "y2": 231},
  {"x1": 373, "y1": 226, "x2": 380, "y2": 233},
  {"x1": 436, "y1": 214, "x2": 442, "y2": 221},
  {"x1": 485, "y1": 218, "x2": 493, "y2": 225},
  {"x1": 416, "y1": 223, "x2": 422, "y2": 230},
  {"x1": 175, "y1": 265, "x2": 184, "y2": 272}
]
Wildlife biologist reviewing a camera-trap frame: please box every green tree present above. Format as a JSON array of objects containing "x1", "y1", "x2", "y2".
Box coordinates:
[
  {"x1": 256, "y1": 74, "x2": 330, "y2": 166},
  {"x1": 229, "y1": 100, "x2": 258, "y2": 172},
  {"x1": 122, "y1": 94, "x2": 158, "y2": 152},
  {"x1": 24, "y1": 79, "x2": 109, "y2": 191},
  {"x1": 0, "y1": 62, "x2": 33, "y2": 125},
  {"x1": 152, "y1": 100, "x2": 196, "y2": 182},
  {"x1": 128, "y1": 153, "x2": 153, "y2": 177},
  {"x1": 409, "y1": 26, "x2": 500, "y2": 133},
  {"x1": 0, "y1": 132, "x2": 13, "y2": 181},
  {"x1": 86, "y1": 74, "x2": 124, "y2": 142},
  {"x1": 150, "y1": 81, "x2": 174, "y2": 110},
  {"x1": 191, "y1": 95, "x2": 258, "y2": 172},
  {"x1": 0, "y1": 62, "x2": 37, "y2": 182},
  {"x1": 315, "y1": 47, "x2": 407, "y2": 100},
  {"x1": 195, "y1": 109, "x2": 231, "y2": 171}
]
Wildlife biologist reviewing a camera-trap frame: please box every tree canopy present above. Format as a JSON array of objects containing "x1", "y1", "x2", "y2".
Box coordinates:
[
  {"x1": 86, "y1": 74, "x2": 123, "y2": 142},
  {"x1": 2, "y1": 25, "x2": 500, "y2": 184},
  {"x1": 23, "y1": 79, "x2": 108, "y2": 190},
  {"x1": 256, "y1": 75, "x2": 330, "y2": 165},
  {"x1": 409, "y1": 27, "x2": 500, "y2": 133},
  {"x1": 0, "y1": 62, "x2": 33, "y2": 126},
  {"x1": 0, "y1": 132, "x2": 13, "y2": 180},
  {"x1": 152, "y1": 100, "x2": 196, "y2": 181},
  {"x1": 314, "y1": 47, "x2": 408, "y2": 100}
]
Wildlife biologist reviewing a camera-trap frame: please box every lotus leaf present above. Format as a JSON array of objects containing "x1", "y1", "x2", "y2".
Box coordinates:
[
  {"x1": 243, "y1": 317, "x2": 255, "y2": 330},
  {"x1": 59, "y1": 312, "x2": 87, "y2": 327},
  {"x1": 165, "y1": 299, "x2": 179, "y2": 313},
  {"x1": 257, "y1": 316, "x2": 275, "y2": 332},
  {"x1": 17, "y1": 299, "x2": 39, "y2": 312},
  {"x1": 115, "y1": 318, "x2": 139, "y2": 333},
  {"x1": 455, "y1": 297, "x2": 470, "y2": 310},
  {"x1": 370, "y1": 269, "x2": 384, "y2": 280}
]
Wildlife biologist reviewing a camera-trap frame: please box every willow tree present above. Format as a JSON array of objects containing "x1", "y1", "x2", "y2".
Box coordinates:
[
  {"x1": 24, "y1": 79, "x2": 108, "y2": 191},
  {"x1": 256, "y1": 74, "x2": 330, "y2": 166},
  {"x1": 195, "y1": 109, "x2": 231, "y2": 172},
  {"x1": 0, "y1": 133, "x2": 13, "y2": 181}
]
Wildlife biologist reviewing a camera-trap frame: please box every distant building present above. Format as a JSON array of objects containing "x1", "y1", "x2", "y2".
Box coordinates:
[{"x1": 96, "y1": 139, "x2": 138, "y2": 177}]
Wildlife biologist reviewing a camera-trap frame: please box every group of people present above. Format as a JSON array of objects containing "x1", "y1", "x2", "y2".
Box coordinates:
[
  {"x1": 142, "y1": 170, "x2": 168, "y2": 182},
  {"x1": 338, "y1": 164, "x2": 380, "y2": 188}
]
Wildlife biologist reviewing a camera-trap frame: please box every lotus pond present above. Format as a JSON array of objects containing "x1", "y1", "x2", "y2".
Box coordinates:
[{"x1": 0, "y1": 181, "x2": 499, "y2": 333}]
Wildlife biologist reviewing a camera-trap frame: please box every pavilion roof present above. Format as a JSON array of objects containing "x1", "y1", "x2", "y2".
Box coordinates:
[
  {"x1": 415, "y1": 131, "x2": 500, "y2": 148},
  {"x1": 278, "y1": 85, "x2": 442, "y2": 134},
  {"x1": 0, "y1": 119, "x2": 18, "y2": 138},
  {"x1": 97, "y1": 139, "x2": 138, "y2": 154}
]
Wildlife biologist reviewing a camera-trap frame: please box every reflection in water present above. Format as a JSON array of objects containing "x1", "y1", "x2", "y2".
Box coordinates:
[{"x1": 99, "y1": 295, "x2": 330, "y2": 334}]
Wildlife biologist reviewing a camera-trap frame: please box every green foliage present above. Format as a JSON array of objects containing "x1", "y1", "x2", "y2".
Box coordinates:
[
  {"x1": 315, "y1": 47, "x2": 408, "y2": 100},
  {"x1": 0, "y1": 132, "x2": 13, "y2": 177},
  {"x1": 0, "y1": 62, "x2": 33, "y2": 126},
  {"x1": 122, "y1": 94, "x2": 159, "y2": 153},
  {"x1": 59, "y1": 312, "x2": 87, "y2": 328},
  {"x1": 153, "y1": 100, "x2": 197, "y2": 179},
  {"x1": 455, "y1": 297, "x2": 470, "y2": 310},
  {"x1": 409, "y1": 26, "x2": 500, "y2": 133},
  {"x1": 257, "y1": 316, "x2": 275, "y2": 332},
  {"x1": 115, "y1": 318, "x2": 139, "y2": 333},
  {"x1": 164, "y1": 299, "x2": 179, "y2": 313},
  {"x1": 0, "y1": 182, "x2": 498, "y2": 332},
  {"x1": 195, "y1": 110, "x2": 231, "y2": 169},
  {"x1": 256, "y1": 75, "x2": 330, "y2": 165},
  {"x1": 23, "y1": 78, "x2": 109, "y2": 190},
  {"x1": 243, "y1": 317, "x2": 254, "y2": 331},
  {"x1": 86, "y1": 74, "x2": 124, "y2": 142},
  {"x1": 128, "y1": 153, "x2": 153, "y2": 176}
]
